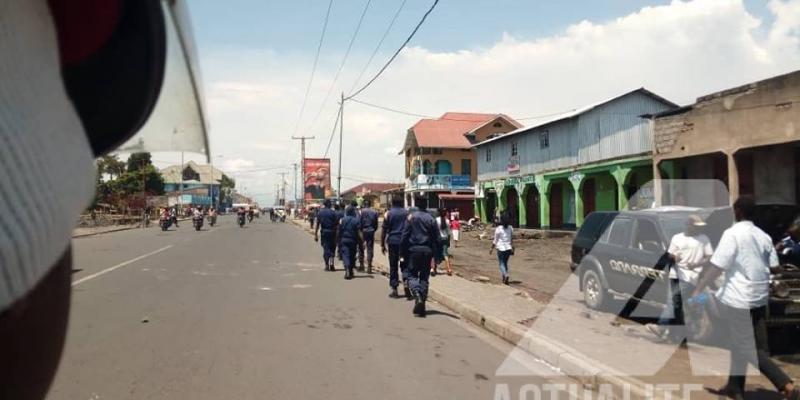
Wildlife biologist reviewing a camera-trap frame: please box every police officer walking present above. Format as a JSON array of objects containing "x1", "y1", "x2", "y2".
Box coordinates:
[
  {"x1": 314, "y1": 199, "x2": 338, "y2": 271},
  {"x1": 358, "y1": 199, "x2": 379, "y2": 274},
  {"x1": 382, "y1": 198, "x2": 410, "y2": 299},
  {"x1": 338, "y1": 205, "x2": 363, "y2": 280},
  {"x1": 401, "y1": 207, "x2": 442, "y2": 317},
  {"x1": 334, "y1": 202, "x2": 344, "y2": 262}
]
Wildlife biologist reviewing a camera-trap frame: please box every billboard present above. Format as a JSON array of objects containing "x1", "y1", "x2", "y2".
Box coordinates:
[{"x1": 304, "y1": 158, "x2": 332, "y2": 201}]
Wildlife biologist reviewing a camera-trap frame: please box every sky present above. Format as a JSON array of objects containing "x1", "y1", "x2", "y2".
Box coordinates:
[{"x1": 154, "y1": 0, "x2": 800, "y2": 205}]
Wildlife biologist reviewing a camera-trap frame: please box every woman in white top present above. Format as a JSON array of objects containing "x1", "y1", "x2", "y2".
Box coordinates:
[
  {"x1": 434, "y1": 209, "x2": 453, "y2": 276},
  {"x1": 490, "y1": 214, "x2": 514, "y2": 285}
]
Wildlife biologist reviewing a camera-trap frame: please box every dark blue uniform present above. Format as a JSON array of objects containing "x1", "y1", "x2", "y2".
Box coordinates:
[
  {"x1": 382, "y1": 206, "x2": 408, "y2": 290},
  {"x1": 358, "y1": 207, "x2": 379, "y2": 269},
  {"x1": 338, "y1": 208, "x2": 361, "y2": 279},
  {"x1": 401, "y1": 209, "x2": 441, "y2": 316},
  {"x1": 316, "y1": 207, "x2": 339, "y2": 270},
  {"x1": 335, "y1": 206, "x2": 345, "y2": 260}
]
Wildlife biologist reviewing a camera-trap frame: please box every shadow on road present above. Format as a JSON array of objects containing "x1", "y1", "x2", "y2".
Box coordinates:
[{"x1": 425, "y1": 310, "x2": 461, "y2": 319}]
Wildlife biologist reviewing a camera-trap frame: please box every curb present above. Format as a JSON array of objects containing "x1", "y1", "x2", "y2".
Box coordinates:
[
  {"x1": 72, "y1": 217, "x2": 193, "y2": 238},
  {"x1": 288, "y1": 218, "x2": 656, "y2": 399}
]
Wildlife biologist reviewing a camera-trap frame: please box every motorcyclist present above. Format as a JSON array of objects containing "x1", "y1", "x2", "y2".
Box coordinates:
[{"x1": 170, "y1": 207, "x2": 179, "y2": 228}]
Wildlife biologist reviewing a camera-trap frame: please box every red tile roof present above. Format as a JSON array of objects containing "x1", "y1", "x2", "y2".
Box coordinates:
[
  {"x1": 409, "y1": 112, "x2": 520, "y2": 149},
  {"x1": 342, "y1": 183, "x2": 403, "y2": 196}
]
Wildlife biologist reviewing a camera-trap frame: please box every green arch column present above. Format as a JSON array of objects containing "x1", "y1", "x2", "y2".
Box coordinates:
[
  {"x1": 611, "y1": 166, "x2": 633, "y2": 210},
  {"x1": 569, "y1": 172, "x2": 585, "y2": 228},
  {"x1": 516, "y1": 183, "x2": 527, "y2": 228},
  {"x1": 535, "y1": 176, "x2": 551, "y2": 229}
]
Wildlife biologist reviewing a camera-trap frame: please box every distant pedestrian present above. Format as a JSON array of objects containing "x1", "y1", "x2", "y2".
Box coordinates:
[
  {"x1": 401, "y1": 207, "x2": 442, "y2": 317},
  {"x1": 435, "y1": 208, "x2": 453, "y2": 276},
  {"x1": 382, "y1": 198, "x2": 409, "y2": 299},
  {"x1": 338, "y1": 205, "x2": 362, "y2": 280},
  {"x1": 358, "y1": 199, "x2": 379, "y2": 274},
  {"x1": 490, "y1": 214, "x2": 514, "y2": 285},
  {"x1": 692, "y1": 196, "x2": 799, "y2": 400},
  {"x1": 450, "y1": 216, "x2": 461, "y2": 248},
  {"x1": 314, "y1": 199, "x2": 339, "y2": 271}
]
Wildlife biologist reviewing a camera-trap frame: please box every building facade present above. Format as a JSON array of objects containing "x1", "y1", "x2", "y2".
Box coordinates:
[
  {"x1": 474, "y1": 89, "x2": 678, "y2": 229},
  {"x1": 160, "y1": 161, "x2": 225, "y2": 207},
  {"x1": 341, "y1": 183, "x2": 403, "y2": 208},
  {"x1": 401, "y1": 112, "x2": 522, "y2": 211},
  {"x1": 652, "y1": 69, "x2": 800, "y2": 239}
]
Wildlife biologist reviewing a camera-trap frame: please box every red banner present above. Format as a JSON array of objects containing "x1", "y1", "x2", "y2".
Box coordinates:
[{"x1": 304, "y1": 158, "x2": 332, "y2": 201}]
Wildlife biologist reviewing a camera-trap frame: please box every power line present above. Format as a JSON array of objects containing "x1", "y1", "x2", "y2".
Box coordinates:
[
  {"x1": 348, "y1": 0, "x2": 408, "y2": 94},
  {"x1": 292, "y1": 0, "x2": 334, "y2": 137},
  {"x1": 346, "y1": 0, "x2": 440, "y2": 100},
  {"x1": 323, "y1": 101, "x2": 343, "y2": 159},
  {"x1": 304, "y1": 0, "x2": 372, "y2": 134},
  {"x1": 350, "y1": 97, "x2": 578, "y2": 122}
]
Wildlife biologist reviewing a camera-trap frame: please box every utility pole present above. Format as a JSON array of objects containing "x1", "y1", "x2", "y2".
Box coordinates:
[
  {"x1": 141, "y1": 158, "x2": 147, "y2": 228},
  {"x1": 292, "y1": 163, "x2": 298, "y2": 206},
  {"x1": 277, "y1": 172, "x2": 287, "y2": 206},
  {"x1": 291, "y1": 136, "x2": 315, "y2": 207},
  {"x1": 337, "y1": 92, "x2": 344, "y2": 197}
]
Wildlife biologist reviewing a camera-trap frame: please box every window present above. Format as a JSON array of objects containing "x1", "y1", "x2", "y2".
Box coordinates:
[
  {"x1": 539, "y1": 131, "x2": 549, "y2": 149},
  {"x1": 511, "y1": 141, "x2": 518, "y2": 156},
  {"x1": 461, "y1": 159, "x2": 471, "y2": 176},
  {"x1": 602, "y1": 217, "x2": 632, "y2": 247},
  {"x1": 486, "y1": 148, "x2": 492, "y2": 162},
  {"x1": 433, "y1": 148, "x2": 443, "y2": 155},
  {"x1": 413, "y1": 147, "x2": 420, "y2": 155},
  {"x1": 421, "y1": 148, "x2": 431, "y2": 155},
  {"x1": 493, "y1": 122, "x2": 503, "y2": 128},
  {"x1": 633, "y1": 219, "x2": 664, "y2": 254}
]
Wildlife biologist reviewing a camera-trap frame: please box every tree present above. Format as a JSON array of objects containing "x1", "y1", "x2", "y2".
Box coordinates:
[
  {"x1": 97, "y1": 154, "x2": 126, "y2": 180},
  {"x1": 218, "y1": 174, "x2": 236, "y2": 205},
  {"x1": 126, "y1": 152, "x2": 153, "y2": 173}
]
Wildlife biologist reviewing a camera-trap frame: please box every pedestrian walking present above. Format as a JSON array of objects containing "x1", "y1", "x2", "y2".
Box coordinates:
[
  {"x1": 401, "y1": 207, "x2": 442, "y2": 317},
  {"x1": 489, "y1": 214, "x2": 514, "y2": 285},
  {"x1": 358, "y1": 199, "x2": 379, "y2": 274},
  {"x1": 334, "y1": 203, "x2": 344, "y2": 261},
  {"x1": 646, "y1": 214, "x2": 713, "y2": 342},
  {"x1": 435, "y1": 208, "x2": 453, "y2": 276},
  {"x1": 308, "y1": 207, "x2": 317, "y2": 229},
  {"x1": 450, "y1": 216, "x2": 461, "y2": 248},
  {"x1": 692, "y1": 197, "x2": 799, "y2": 400},
  {"x1": 314, "y1": 199, "x2": 339, "y2": 271},
  {"x1": 338, "y1": 205, "x2": 362, "y2": 280},
  {"x1": 382, "y1": 198, "x2": 409, "y2": 299}
]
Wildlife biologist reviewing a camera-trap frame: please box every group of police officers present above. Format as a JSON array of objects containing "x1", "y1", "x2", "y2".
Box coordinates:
[{"x1": 314, "y1": 198, "x2": 442, "y2": 317}]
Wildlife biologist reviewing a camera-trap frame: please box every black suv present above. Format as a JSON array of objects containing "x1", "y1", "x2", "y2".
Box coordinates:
[{"x1": 571, "y1": 207, "x2": 800, "y2": 329}]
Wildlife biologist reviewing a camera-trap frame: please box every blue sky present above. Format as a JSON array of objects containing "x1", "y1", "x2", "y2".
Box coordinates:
[{"x1": 173, "y1": 0, "x2": 797, "y2": 205}]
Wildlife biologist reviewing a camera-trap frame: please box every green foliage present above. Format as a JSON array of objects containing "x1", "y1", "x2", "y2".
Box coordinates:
[{"x1": 126, "y1": 152, "x2": 153, "y2": 173}]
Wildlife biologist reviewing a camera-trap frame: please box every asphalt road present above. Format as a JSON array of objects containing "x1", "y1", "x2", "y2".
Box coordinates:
[{"x1": 48, "y1": 216, "x2": 578, "y2": 400}]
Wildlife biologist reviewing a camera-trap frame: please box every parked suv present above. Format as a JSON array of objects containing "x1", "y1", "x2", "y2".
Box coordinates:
[{"x1": 571, "y1": 207, "x2": 800, "y2": 333}]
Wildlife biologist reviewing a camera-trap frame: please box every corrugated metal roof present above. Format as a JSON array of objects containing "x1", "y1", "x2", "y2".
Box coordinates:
[{"x1": 474, "y1": 88, "x2": 679, "y2": 148}]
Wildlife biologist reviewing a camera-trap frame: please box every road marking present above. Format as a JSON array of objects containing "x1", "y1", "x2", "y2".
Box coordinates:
[{"x1": 72, "y1": 245, "x2": 174, "y2": 286}]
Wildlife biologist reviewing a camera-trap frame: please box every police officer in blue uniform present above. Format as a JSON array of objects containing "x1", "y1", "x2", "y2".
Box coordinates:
[
  {"x1": 334, "y1": 202, "x2": 344, "y2": 262},
  {"x1": 338, "y1": 205, "x2": 363, "y2": 280},
  {"x1": 358, "y1": 199, "x2": 379, "y2": 274},
  {"x1": 401, "y1": 207, "x2": 442, "y2": 317},
  {"x1": 381, "y1": 198, "x2": 410, "y2": 299},
  {"x1": 314, "y1": 199, "x2": 338, "y2": 271}
]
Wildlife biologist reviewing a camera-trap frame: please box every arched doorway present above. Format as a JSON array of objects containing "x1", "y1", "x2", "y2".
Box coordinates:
[
  {"x1": 525, "y1": 185, "x2": 540, "y2": 228},
  {"x1": 549, "y1": 180, "x2": 576, "y2": 230},
  {"x1": 485, "y1": 191, "x2": 497, "y2": 223},
  {"x1": 422, "y1": 160, "x2": 433, "y2": 175},
  {"x1": 504, "y1": 187, "x2": 519, "y2": 228},
  {"x1": 581, "y1": 173, "x2": 618, "y2": 216}
]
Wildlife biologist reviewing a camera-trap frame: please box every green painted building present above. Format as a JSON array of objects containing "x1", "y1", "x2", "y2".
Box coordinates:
[{"x1": 473, "y1": 89, "x2": 677, "y2": 229}]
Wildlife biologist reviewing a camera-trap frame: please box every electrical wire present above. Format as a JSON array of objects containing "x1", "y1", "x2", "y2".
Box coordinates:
[
  {"x1": 292, "y1": 0, "x2": 334, "y2": 137},
  {"x1": 322, "y1": 102, "x2": 343, "y2": 159},
  {"x1": 304, "y1": 0, "x2": 372, "y2": 134},
  {"x1": 346, "y1": 0, "x2": 439, "y2": 100},
  {"x1": 348, "y1": 0, "x2": 408, "y2": 94}
]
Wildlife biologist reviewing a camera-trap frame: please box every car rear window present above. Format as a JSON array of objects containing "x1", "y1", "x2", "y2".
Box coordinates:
[
  {"x1": 601, "y1": 217, "x2": 633, "y2": 247},
  {"x1": 578, "y1": 213, "x2": 611, "y2": 240}
]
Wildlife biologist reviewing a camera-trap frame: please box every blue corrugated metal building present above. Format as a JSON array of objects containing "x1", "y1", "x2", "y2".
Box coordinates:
[{"x1": 474, "y1": 88, "x2": 678, "y2": 229}]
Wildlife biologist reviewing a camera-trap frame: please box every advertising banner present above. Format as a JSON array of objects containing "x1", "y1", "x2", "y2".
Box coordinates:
[{"x1": 304, "y1": 158, "x2": 332, "y2": 201}]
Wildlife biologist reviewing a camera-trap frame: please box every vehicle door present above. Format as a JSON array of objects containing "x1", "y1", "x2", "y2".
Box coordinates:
[
  {"x1": 625, "y1": 217, "x2": 670, "y2": 306},
  {"x1": 590, "y1": 215, "x2": 634, "y2": 294}
]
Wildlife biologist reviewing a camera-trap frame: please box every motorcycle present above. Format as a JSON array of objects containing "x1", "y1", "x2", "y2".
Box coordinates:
[
  {"x1": 238, "y1": 214, "x2": 246, "y2": 228},
  {"x1": 159, "y1": 216, "x2": 172, "y2": 231},
  {"x1": 193, "y1": 215, "x2": 204, "y2": 231},
  {"x1": 207, "y1": 214, "x2": 217, "y2": 227}
]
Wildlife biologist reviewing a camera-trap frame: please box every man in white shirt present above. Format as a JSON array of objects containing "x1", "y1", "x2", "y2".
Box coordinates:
[
  {"x1": 692, "y1": 197, "x2": 797, "y2": 400},
  {"x1": 647, "y1": 214, "x2": 713, "y2": 341}
]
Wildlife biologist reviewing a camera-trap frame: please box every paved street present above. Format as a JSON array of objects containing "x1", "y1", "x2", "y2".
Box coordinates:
[{"x1": 49, "y1": 216, "x2": 576, "y2": 400}]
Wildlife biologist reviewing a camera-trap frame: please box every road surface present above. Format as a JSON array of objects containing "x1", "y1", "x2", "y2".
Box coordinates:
[{"x1": 48, "y1": 216, "x2": 577, "y2": 400}]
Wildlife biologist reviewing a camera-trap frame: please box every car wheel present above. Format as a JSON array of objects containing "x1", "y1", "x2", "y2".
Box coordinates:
[{"x1": 582, "y1": 269, "x2": 606, "y2": 310}]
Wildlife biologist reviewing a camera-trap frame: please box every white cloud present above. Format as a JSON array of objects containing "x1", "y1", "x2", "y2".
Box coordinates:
[
  {"x1": 221, "y1": 158, "x2": 256, "y2": 172},
  {"x1": 199, "y1": 0, "x2": 800, "y2": 204}
]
